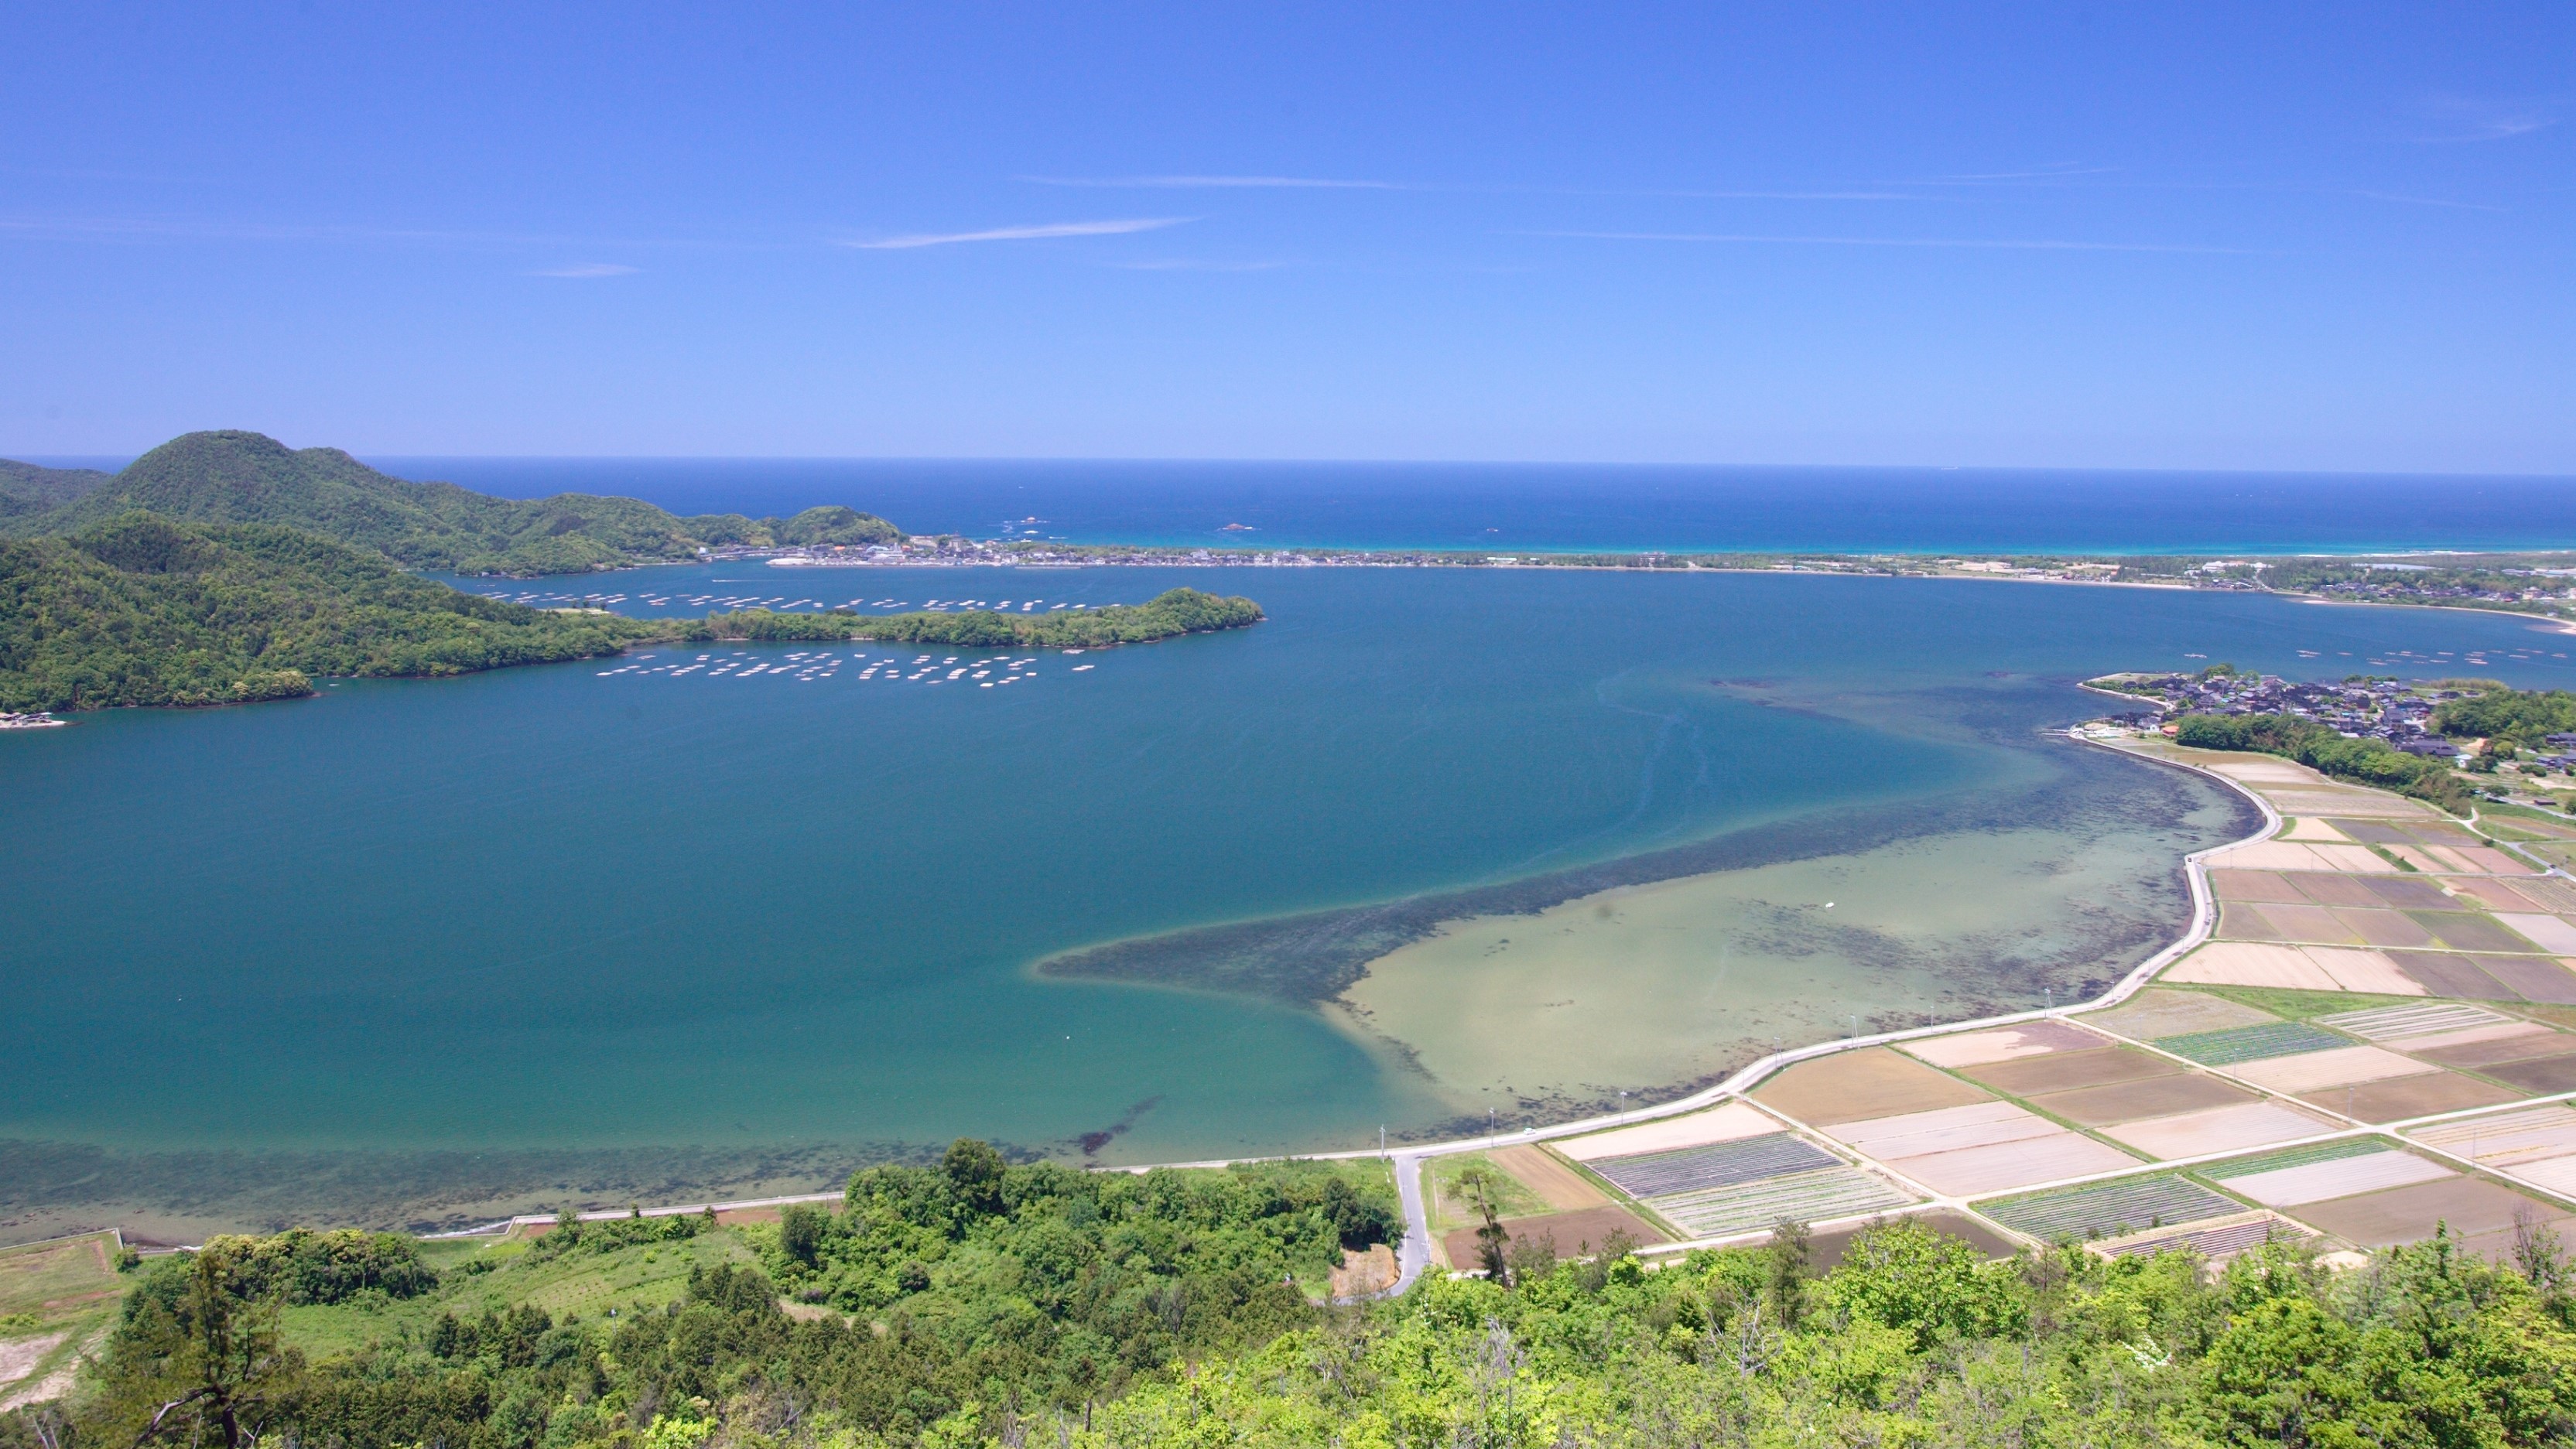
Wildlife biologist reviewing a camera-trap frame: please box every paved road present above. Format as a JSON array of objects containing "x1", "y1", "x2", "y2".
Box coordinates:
[{"x1": 1388, "y1": 1151, "x2": 1433, "y2": 1294}]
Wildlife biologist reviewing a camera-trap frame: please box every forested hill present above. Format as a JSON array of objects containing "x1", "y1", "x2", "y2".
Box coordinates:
[
  {"x1": 0, "y1": 431, "x2": 902, "y2": 575},
  {"x1": 0, "y1": 514, "x2": 657, "y2": 711},
  {"x1": 0, "y1": 459, "x2": 116, "y2": 518},
  {"x1": 1, "y1": 525, "x2": 1261, "y2": 713}
]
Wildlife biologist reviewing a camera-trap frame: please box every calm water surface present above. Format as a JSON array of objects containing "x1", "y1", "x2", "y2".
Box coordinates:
[{"x1": 11, "y1": 566, "x2": 2576, "y2": 1229}]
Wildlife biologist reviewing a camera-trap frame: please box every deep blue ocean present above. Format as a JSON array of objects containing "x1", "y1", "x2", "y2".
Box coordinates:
[
  {"x1": 34, "y1": 456, "x2": 2576, "y2": 554},
  {"x1": 392, "y1": 458, "x2": 2576, "y2": 555}
]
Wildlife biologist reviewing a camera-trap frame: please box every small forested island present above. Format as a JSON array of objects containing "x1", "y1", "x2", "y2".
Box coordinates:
[{"x1": 707, "y1": 588, "x2": 1262, "y2": 648}]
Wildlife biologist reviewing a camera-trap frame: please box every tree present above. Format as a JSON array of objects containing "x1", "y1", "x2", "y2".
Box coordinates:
[
  {"x1": 1450, "y1": 1163, "x2": 1512, "y2": 1283},
  {"x1": 779, "y1": 1202, "x2": 828, "y2": 1268},
  {"x1": 1764, "y1": 1218, "x2": 1813, "y2": 1329},
  {"x1": 940, "y1": 1139, "x2": 1007, "y2": 1217},
  {"x1": 91, "y1": 1248, "x2": 303, "y2": 1449}
]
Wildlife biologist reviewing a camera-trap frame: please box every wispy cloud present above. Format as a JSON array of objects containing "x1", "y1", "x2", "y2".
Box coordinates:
[
  {"x1": 2414, "y1": 94, "x2": 2555, "y2": 142},
  {"x1": 0, "y1": 214, "x2": 678, "y2": 248},
  {"x1": 530, "y1": 262, "x2": 639, "y2": 278},
  {"x1": 1115, "y1": 258, "x2": 1286, "y2": 272},
  {"x1": 1024, "y1": 174, "x2": 1394, "y2": 190},
  {"x1": 1911, "y1": 165, "x2": 2119, "y2": 185},
  {"x1": 1651, "y1": 189, "x2": 1929, "y2": 201},
  {"x1": 1534, "y1": 230, "x2": 2250, "y2": 254},
  {"x1": 2349, "y1": 190, "x2": 2506, "y2": 212},
  {"x1": 847, "y1": 217, "x2": 1192, "y2": 250}
]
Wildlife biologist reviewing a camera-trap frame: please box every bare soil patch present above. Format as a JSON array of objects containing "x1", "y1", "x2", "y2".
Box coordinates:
[
  {"x1": 2336, "y1": 911, "x2": 2438, "y2": 950},
  {"x1": 2292, "y1": 874, "x2": 2392, "y2": 907},
  {"x1": 2449, "y1": 879, "x2": 2549, "y2": 912},
  {"x1": 2415, "y1": 1030, "x2": 2576, "y2": 1069},
  {"x1": 2212, "y1": 869, "x2": 2306, "y2": 904},
  {"x1": 1492, "y1": 1147, "x2": 1608, "y2": 1211},
  {"x1": 2483, "y1": 1053, "x2": 2576, "y2": 1094},
  {"x1": 1441, "y1": 1204, "x2": 1667, "y2": 1270},
  {"x1": 2293, "y1": 1177, "x2": 2570, "y2": 1247},
  {"x1": 1965, "y1": 1047, "x2": 2181, "y2": 1096},
  {"x1": 2296, "y1": 1073, "x2": 2522, "y2": 1123},
  {"x1": 2028, "y1": 1073, "x2": 2259, "y2": 1126},
  {"x1": 2261, "y1": 904, "x2": 2362, "y2": 944},
  {"x1": 2084, "y1": 989, "x2": 2279, "y2": 1041},
  {"x1": 2362, "y1": 877, "x2": 2458, "y2": 910},
  {"x1": 2415, "y1": 914, "x2": 2541, "y2": 955},
  {"x1": 2217, "y1": 903, "x2": 2286, "y2": 941},
  {"x1": 2479, "y1": 959, "x2": 2576, "y2": 1006},
  {"x1": 1752, "y1": 1047, "x2": 1992, "y2": 1126},
  {"x1": 2388, "y1": 952, "x2": 2518, "y2": 1000}
]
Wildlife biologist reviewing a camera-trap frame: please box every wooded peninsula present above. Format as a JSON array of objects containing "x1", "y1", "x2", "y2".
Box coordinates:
[{"x1": 0, "y1": 432, "x2": 1263, "y2": 713}]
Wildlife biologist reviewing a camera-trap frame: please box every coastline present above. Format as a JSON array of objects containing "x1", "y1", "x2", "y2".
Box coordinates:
[
  {"x1": 1039, "y1": 708, "x2": 2254, "y2": 1133},
  {"x1": 397, "y1": 728, "x2": 2284, "y2": 1252}
]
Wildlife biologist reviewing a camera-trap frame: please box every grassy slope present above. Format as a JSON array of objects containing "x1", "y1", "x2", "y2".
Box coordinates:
[
  {"x1": 276, "y1": 1229, "x2": 764, "y2": 1361},
  {"x1": 0, "y1": 514, "x2": 658, "y2": 710},
  {"x1": 0, "y1": 1233, "x2": 126, "y2": 1408},
  {"x1": 2, "y1": 432, "x2": 899, "y2": 575}
]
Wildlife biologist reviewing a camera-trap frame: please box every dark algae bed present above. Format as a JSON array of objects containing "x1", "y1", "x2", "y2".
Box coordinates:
[{"x1": 1040, "y1": 705, "x2": 2259, "y2": 1010}]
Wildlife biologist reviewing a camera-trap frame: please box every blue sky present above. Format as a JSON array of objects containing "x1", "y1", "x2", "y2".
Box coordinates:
[{"x1": 2, "y1": 3, "x2": 2567, "y2": 470}]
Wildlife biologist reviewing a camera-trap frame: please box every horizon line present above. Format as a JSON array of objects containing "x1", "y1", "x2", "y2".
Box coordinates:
[{"x1": 10, "y1": 446, "x2": 2576, "y2": 483}]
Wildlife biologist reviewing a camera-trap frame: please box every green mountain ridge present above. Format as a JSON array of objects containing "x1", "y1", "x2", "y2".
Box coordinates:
[
  {"x1": 0, "y1": 514, "x2": 658, "y2": 711},
  {"x1": 0, "y1": 459, "x2": 117, "y2": 519},
  {"x1": 0, "y1": 431, "x2": 901, "y2": 575},
  {"x1": 0, "y1": 511, "x2": 1261, "y2": 712}
]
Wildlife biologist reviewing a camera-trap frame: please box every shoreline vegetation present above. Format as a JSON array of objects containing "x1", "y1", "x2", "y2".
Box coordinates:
[
  {"x1": 0, "y1": 505, "x2": 1259, "y2": 712},
  {"x1": 15, "y1": 1157, "x2": 2575, "y2": 1447}
]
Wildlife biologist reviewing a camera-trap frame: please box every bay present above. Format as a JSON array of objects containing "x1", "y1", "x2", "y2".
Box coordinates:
[{"x1": 9, "y1": 562, "x2": 2576, "y2": 1238}]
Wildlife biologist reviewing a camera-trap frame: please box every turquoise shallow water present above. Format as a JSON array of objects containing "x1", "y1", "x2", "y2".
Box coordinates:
[{"x1": 10, "y1": 566, "x2": 2576, "y2": 1230}]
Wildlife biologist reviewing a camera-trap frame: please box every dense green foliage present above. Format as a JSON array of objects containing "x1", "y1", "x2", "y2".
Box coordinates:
[
  {"x1": 18, "y1": 1190, "x2": 2575, "y2": 1449},
  {"x1": 0, "y1": 515, "x2": 1264, "y2": 712},
  {"x1": 2174, "y1": 713, "x2": 2473, "y2": 813},
  {"x1": 2434, "y1": 688, "x2": 2576, "y2": 748},
  {"x1": 527, "y1": 1211, "x2": 719, "y2": 1265},
  {"x1": 0, "y1": 432, "x2": 901, "y2": 575},
  {"x1": 0, "y1": 460, "x2": 115, "y2": 518},
  {"x1": 0, "y1": 514, "x2": 658, "y2": 710},
  {"x1": 704, "y1": 589, "x2": 1264, "y2": 648},
  {"x1": 5, "y1": 1145, "x2": 1402, "y2": 1449},
  {"x1": 133, "y1": 1230, "x2": 438, "y2": 1311}
]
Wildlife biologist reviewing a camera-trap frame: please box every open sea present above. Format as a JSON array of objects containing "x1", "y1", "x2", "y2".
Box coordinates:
[{"x1": 9, "y1": 461, "x2": 2576, "y2": 1239}]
